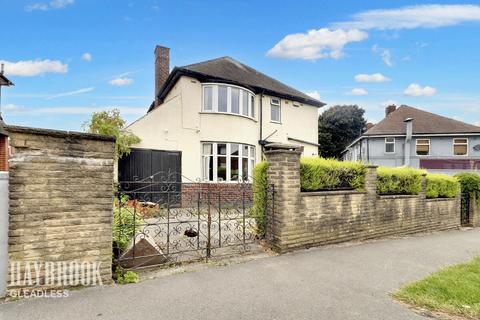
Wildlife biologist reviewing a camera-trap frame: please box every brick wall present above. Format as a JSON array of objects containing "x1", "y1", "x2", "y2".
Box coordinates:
[
  {"x1": 264, "y1": 144, "x2": 461, "y2": 253},
  {"x1": 6, "y1": 126, "x2": 115, "y2": 293},
  {"x1": 0, "y1": 136, "x2": 8, "y2": 171},
  {"x1": 181, "y1": 183, "x2": 253, "y2": 207}
]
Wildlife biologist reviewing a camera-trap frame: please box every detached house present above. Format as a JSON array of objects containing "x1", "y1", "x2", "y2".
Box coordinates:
[
  {"x1": 125, "y1": 46, "x2": 324, "y2": 182},
  {"x1": 343, "y1": 105, "x2": 480, "y2": 174}
]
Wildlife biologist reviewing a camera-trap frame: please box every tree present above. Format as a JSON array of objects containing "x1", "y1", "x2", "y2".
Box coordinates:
[
  {"x1": 83, "y1": 109, "x2": 141, "y2": 159},
  {"x1": 318, "y1": 105, "x2": 366, "y2": 159}
]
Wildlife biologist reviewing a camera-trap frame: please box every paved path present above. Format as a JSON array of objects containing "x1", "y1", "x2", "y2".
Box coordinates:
[{"x1": 2, "y1": 229, "x2": 480, "y2": 320}]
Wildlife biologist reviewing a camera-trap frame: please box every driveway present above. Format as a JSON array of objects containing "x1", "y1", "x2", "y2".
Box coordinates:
[{"x1": 2, "y1": 228, "x2": 480, "y2": 320}]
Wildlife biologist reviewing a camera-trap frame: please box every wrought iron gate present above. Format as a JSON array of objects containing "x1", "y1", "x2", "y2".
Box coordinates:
[
  {"x1": 461, "y1": 193, "x2": 470, "y2": 226},
  {"x1": 113, "y1": 173, "x2": 274, "y2": 270}
]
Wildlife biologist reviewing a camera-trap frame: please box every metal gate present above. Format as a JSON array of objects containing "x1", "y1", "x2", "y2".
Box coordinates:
[
  {"x1": 113, "y1": 174, "x2": 275, "y2": 270},
  {"x1": 461, "y1": 193, "x2": 470, "y2": 226}
]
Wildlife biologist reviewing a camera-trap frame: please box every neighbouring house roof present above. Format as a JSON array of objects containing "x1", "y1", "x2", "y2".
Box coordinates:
[
  {"x1": 0, "y1": 73, "x2": 13, "y2": 86},
  {"x1": 364, "y1": 105, "x2": 480, "y2": 136},
  {"x1": 149, "y1": 56, "x2": 325, "y2": 112}
]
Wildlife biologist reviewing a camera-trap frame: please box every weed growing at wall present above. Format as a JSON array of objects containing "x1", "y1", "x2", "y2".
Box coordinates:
[
  {"x1": 300, "y1": 157, "x2": 366, "y2": 191},
  {"x1": 426, "y1": 174, "x2": 460, "y2": 199},
  {"x1": 376, "y1": 167, "x2": 423, "y2": 195},
  {"x1": 252, "y1": 162, "x2": 268, "y2": 237},
  {"x1": 114, "y1": 268, "x2": 140, "y2": 284},
  {"x1": 113, "y1": 195, "x2": 145, "y2": 250}
]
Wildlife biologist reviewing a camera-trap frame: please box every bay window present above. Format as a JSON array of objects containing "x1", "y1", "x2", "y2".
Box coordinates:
[
  {"x1": 202, "y1": 142, "x2": 255, "y2": 182},
  {"x1": 202, "y1": 84, "x2": 255, "y2": 119}
]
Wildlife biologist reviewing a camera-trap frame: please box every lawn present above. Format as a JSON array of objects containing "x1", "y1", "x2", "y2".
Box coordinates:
[{"x1": 394, "y1": 257, "x2": 480, "y2": 319}]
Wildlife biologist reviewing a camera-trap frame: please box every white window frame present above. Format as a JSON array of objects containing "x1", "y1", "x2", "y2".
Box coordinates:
[
  {"x1": 201, "y1": 83, "x2": 255, "y2": 120},
  {"x1": 384, "y1": 137, "x2": 395, "y2": 154},
  {"x1": 270, "y1": 98, "x2": 281, "y2": 123},
  {"x1": 453, "y1": 138, "x2": 469, "y2": 156},
  {"x1": 416, "y1": 139, "x2": 430, "y2": 156},
  {"x1": 201, "y1": 142, "x2": 256, "y2": 182}
]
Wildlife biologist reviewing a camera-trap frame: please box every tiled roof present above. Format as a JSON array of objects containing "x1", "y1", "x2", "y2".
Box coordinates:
[{"x1": 364, "y1": 105, "x2": 480, "y2": 135}]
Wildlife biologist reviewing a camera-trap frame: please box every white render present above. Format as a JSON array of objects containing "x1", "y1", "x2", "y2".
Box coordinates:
[{"x1": 128, "y1": 76, "x2": 319, "y2": 181}]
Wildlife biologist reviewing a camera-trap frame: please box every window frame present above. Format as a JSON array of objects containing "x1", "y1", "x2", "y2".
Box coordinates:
[
  {"x1": 453, "y1": 138, "x2": 469, "y2": 156},
  {"x1": 201, "y1": 142, "x2": 256, "y2": 182},
  {"x1": 270, "y1": 98, "x2": 281, "y2": 123},
  {"x1": 416, "y1": 138, "x2": 431, "y2": 156},
  {"x1": 384, "y1": 137, "x2": 395, "y2": 154},
  {"x1": 201, "y1": 83, "x2": 255, "y2": 120}
]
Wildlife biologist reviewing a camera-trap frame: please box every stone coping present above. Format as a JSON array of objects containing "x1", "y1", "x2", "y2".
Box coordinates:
[
  {"x1": 426, "y1": 197, "x2": 458, "y2": 202},
  {"x1": 301, "y1": 190, "x2": 366, "y2": 197},
  {"x1": 378, "y1": 194, "x2": 419, "y2": 199},
  {"x1": 6, "y1": 125, "x2": 116, "y2": 142}
]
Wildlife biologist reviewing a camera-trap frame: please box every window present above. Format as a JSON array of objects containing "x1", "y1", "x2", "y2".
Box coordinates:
[
  {"x1": 202, "y1": 84, "x2": 255, "y2": 119},
  {"x1": 202, "y1": 142, "x2": 256, "y2": 182},
  {"x1": 271, "y1": 98, "x2": 281, "y2": 122},
  {"x1": 385, "y1": 138, "x2": 395, "y2": 153},
  {"x1": 454, "y1": 138, "x2": 468, "y2": 156},
  {"x1": 416, "y1": 139, "x2": 430, "y2": 156}
]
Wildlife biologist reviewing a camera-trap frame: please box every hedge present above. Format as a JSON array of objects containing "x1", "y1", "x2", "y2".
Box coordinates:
[
  {"x1": 300, "y1": 157, "x2": 367, "y2": 191},
  {"x1": 376, "y1": 167, "x2": 423, "y2": 195},
  {"x1": 252, "y1": 161, "x2": 269, "y2": 237},
  {"x1": 426, "y1": 174, "x2": 460, "y2": 199},
  {"x1": 455, "y1": 172, "x2": 480, "y2": 203}
]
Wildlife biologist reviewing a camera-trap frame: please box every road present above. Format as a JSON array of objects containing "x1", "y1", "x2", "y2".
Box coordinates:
[{"x1": 2, "y1": 228, "x2": 479, "y2": 320}]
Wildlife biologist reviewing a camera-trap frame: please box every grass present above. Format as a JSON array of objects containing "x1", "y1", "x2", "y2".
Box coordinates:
[{"x1": 394, "y1": 257, "x2": 480, "y2": 319}]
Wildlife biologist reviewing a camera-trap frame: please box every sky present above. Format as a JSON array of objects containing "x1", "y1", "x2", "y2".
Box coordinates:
[{"x1": 1, "y1": 0, "x2": 480, "y2": 131}]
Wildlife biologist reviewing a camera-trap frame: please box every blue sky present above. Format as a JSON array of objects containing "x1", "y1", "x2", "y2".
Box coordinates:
[{"x1": 1, "y1": 0, "x2": 480, "y2": 131}]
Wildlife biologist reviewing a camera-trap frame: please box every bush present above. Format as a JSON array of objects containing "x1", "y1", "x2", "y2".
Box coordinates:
[
  {"x1": 376, "y1": 167, "x2": 423, "y2": 195},
  {"x1": 455, "y1": 172, "x2": 480, "y2": 202},
  {"x1": 114, "y1": 268, "x2": 140, "y2": 284},
  {"x1": 426, "y1": 174, "x2": 460, "y2": 199},
  {"x1": 300, "y1": 157, "x2": 367, "y2": 191},
  {"x1": 252, "y1": 162, "x2": 269, "y2": 237},
  {"x1": 113, "y1": 195, "x2": 144, "y2": 251}
]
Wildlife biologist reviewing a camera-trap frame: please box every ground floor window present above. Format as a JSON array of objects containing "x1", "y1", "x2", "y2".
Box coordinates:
[
  {"x1": 453, "y1": 138, "x2": 468, "y2": 156},
  {"x1": 416, "y1": 139, "x2": 430, "y2": 156},
  {"x1": 202, "y1": 142, "x2": 255, "y2": 182}
]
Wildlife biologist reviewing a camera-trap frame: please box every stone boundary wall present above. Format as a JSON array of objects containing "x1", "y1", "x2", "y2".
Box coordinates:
[
  {"x1": 6, "y1": 126, "x2": 115, "y2": 293},
  {"x1": 0, "y1": 172, "x2": 8, "y2": 297},
  {"x1": 264, "y1": 144, "x2": 461, "y2": 253}
]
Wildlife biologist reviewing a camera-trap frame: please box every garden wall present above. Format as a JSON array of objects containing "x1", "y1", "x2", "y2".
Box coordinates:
[
  {"x1": 6, "y1": 126, "x2": 115, "y2": 293},
  {"x1": 264, "y1": 144, "x2": 460, "y2": 253}
]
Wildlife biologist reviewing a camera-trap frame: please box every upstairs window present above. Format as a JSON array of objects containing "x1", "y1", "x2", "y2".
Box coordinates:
[
  {"x1": 416, "y1": 139, "x2": 430, "y2": 156},
  {"x1": 454, "y1": 138, "x2": 468, "y2": 156},
  {"x1": 385, "y1": 138, "x2": 395, "y2": 153},
  {"x1": 202, "y1": 84, "x2": 255, "y2": 119},
  {"x1": 271, "y1": 98, "x2": 281, "y2": 123}
]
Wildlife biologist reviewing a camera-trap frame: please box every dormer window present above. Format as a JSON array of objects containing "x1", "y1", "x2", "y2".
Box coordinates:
[{"x1": 202, "y1": 84, "x2": 255, "y2": 119}]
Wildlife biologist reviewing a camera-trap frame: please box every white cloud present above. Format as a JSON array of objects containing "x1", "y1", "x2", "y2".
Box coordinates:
[
  {"x1": 26, "y1": 0, "x2": 74, "y2": 11},
  {"x1": 267, "y1": 28, "x2": 368, "y2": 61},
  {"x1": 404, "y1": 83, "x2": 437, "y2": 97},
  {"x1": 0, "y1": 59, "x2": 68, "y2": 77},
  {"x1": 2, "y1": 104, "x2": 24, "y2": 112},
  {"x1": 81, "y1": 53, "x2": 92, "y2": 62},
  {"x1": 109, "y1": 78, "x2": 134, "y2": 86},
  {"x1": 348, "y1": 88, "x2": 368, "y2": 96},
  {"x1": 354, "y1": 73, "x2": 390, "y2": 83},
  {"x1": 334, "y1": 5, "x2": 480, "y2": 30},
  {"x1": 372, "y1": 45, "x2": 392, "y2": 67},
  {"x1": 305, "y1": 90, "x2": 321, "y2": 100},
  {"x1": 47, "y1": 87, "x2": 94, "y2": 99}
]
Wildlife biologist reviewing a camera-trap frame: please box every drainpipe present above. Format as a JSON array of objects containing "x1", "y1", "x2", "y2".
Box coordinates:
[{"x1": 404, "y1": 118, "x2": 414, "y2": 167}]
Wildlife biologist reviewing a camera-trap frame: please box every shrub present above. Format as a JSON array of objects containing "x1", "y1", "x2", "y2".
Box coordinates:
[
  {"x1": 114, "y1": 268, "x2": 140, "y2": 284},
  {"x1": 300, "y1": 157, "x2": 367, "y2": 191},
  {"x1": 426, "y1": 174, "x2": 460, "y2": 199},
  {"x1": 113, "y1": 195, "x2": 145, "y2": 251},
  {"x1": 455, "y1": 172, "x2": 480, "y2": 202},
  {"x1": 376, "y1": 167, "x2": 423, "y2": 195},
  {"x1": 252, "y1": 162, "x2": 269, "y2": 237}
]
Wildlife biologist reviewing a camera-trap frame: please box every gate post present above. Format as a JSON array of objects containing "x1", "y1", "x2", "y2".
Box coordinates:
[
  {"x1": 264, "y1": 143, "x2": 303, "y2": 253},
  {"x1": 469, "y1": 195, "x2": 480, "y2": 227},
  {"x1": 0, "y1": 172, "x2": 8, "y2": 297}
]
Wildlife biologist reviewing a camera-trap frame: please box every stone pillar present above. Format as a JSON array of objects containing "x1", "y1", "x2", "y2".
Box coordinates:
[
  {"x1": 264, "y1": 143, "x2": 302, "y2": 252},
  {"x1": 0, "y1": 172, "x2": 8, "y2": 297},
  {"x1": 420, "y1": 173, "x2": 427, "y2": 199},
  {"x1": 364, "y1": 165, "x2": 378, "y2": 194},
  {"x1": 469, "y1": 196, "x2": 480, "y2": 227}
]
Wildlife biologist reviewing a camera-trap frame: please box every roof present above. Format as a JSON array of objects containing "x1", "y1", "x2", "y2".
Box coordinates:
[
  {"x1": 364, "y1": 105, "x2": 480, "y2": 136},
  {"x1": 0, "y1": 73, "x2": 13, "y2": 86},
  {"x1": 150, "y1": 56, "x2": 325, "y2": 112}
]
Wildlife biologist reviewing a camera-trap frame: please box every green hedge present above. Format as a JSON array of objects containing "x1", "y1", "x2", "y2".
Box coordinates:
[
  {"x1": 376, "y1": 167, "x2": 423, "y2": 195},
  {"x1": 252, "y1": 162, "x2": 269, "y2": 237},
  {"x1": 426, "y1": 174, "x2": 460, "y2": 199},
  {"x1": 300, "y1": 157, "x2": 367, "y2": 191},
  {"x1": 455, "y1": 172, "x2": 480, "y2": 202}
]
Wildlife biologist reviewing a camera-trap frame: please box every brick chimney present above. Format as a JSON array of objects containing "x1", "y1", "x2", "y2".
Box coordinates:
[
  {"x1": 364, "y1": 122, "x2": 374, "y2": 131},
  {"x1": 385, "y1": 105, "x2": 396, "y2": 117},
  {"x1": 154, "y1": 45, "x2": 170, "y2": 107}
]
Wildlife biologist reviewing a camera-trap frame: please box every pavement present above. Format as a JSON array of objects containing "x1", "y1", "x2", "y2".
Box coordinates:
[{"x1": 2, "y1": 228, "x2": 480, "y2": 320}]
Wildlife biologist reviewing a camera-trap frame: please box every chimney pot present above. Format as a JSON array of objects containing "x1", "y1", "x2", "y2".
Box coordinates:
[
  {"x1": 154, "y1": 45, "x2": 170, "y2": 107},
  {"x1": 385, "y1": 105, "x2": 396, "y2": 117}
]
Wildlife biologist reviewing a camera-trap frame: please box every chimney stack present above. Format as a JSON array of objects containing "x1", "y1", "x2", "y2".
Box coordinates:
[
  {"x1": 154, "y1": 45, "x2": 170, "y2": 107},
  {"x1": 385, "y1": 105, "x2": 396, "y2": 117}
]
